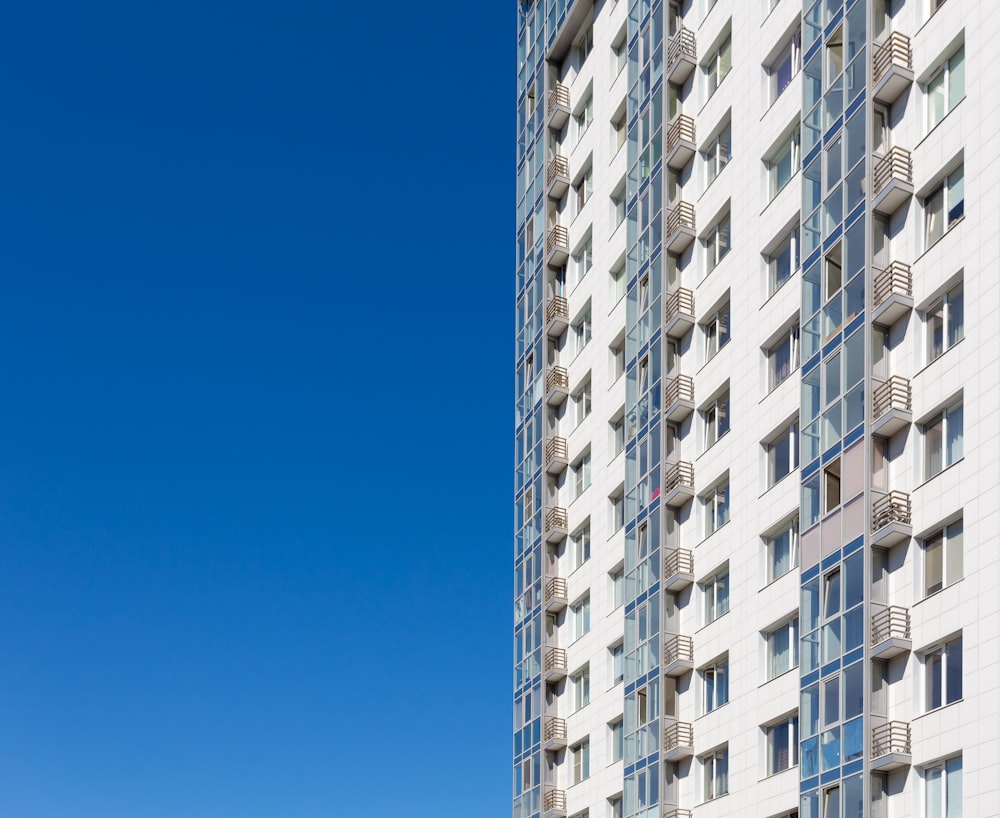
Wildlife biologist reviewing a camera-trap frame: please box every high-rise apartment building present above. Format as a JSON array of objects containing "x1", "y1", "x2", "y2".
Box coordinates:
[{"x1": 513, "y1": 1, "x2": 999, "y2": 817}]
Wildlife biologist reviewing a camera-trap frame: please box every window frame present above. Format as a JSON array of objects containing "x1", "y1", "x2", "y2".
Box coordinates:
[
  {"x1": 702, "y1": 746, "x2": 729, "y2": 801},
  {"x1": 571, "y1": 594, "x2": 591, "y2": 641},
  {"x1": 922, "y1": 401, "x2": 963, "y2": 479},
  {"x1": 702, "y1": 567, "x2": 730, "y2": 624},
  {"x1": 571, "y1": 665, "x2": 591, "y2": 711},
  {"x1": 702, "y1": 655, "x2": 730, "y2": 713},
  {"x1": 923, "y1": 635, "x2": 962, "y2": 711},
  {"x1": 704, "y1": 481, "x2": 730, "y2": 537},
  {"x1": 924, "y1": 45, "x2": 964, "y2": 131},
  {"x1": 767, "y1": 127, "x2": 801, "y2": 200},
  {"x1": 924, "y1": 282, "x2": 964, "y2": 364},
  {"x1": 767, "y1": 226, "x2": 800, "y2": 296},
  {"x1": 571, "y1": 737, "x2": 591, "y2": 784},
  {"x1": 704, "y1": 34, "x2": 732, "y2": 100},
  {"x1": 922, "y1": 517, "x2": 963, "y2": 597},
  {"x1": 766, "y1": 518, "x2": 800, "y2": 583},
  {"x1": 766, "y1": 616, "x2": 800, "y2": 679},
  {"x1": 767, "y1": 29, "x2": 801, "y2": 105},
  {"x1": 767, "y1": 324, "x2": 800, "y2": 391},
  {"x1": 923, "y1": 754, "x2": 962, "y2": 818},
  {"x1": 703, "y1": 391, "x2": 731, "y2": 449},
  {"x1": 705, "y1": 211, "x2": 732, "y2": 274},
  {"x1": 766, "y1": 420, "x2": 799, "y2": 487},
  {"x1": 924, "y1": 165, "x2": 964, "y2": 249},
  {"x1": 703, "y1": 301, "x2": 731, "y2": 361},
  {"x1": 765, "y1": 713, "x2": 800, "y2": 775},
  {"x1": 703, "y1": 121, "x2": 732, "y2": 186}
]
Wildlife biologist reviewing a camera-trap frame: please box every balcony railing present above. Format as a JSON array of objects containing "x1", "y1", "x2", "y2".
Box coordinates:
[
  {"x1": 544, "y1": 436, "x2": 568, "y2": 467},
  {"x1": 873, "y1": 375, "x2": 912, "y2": 420},
  {"x1": 874, "y1": 147, "x2": 913, "y2": 195},
  {"x1": 544, "y1": 506, "x2": 568, "y2": 534},
  {"x1": 544, "y1": 647, "x2": 567, "y2": 675},
  {"x1": 664, "y1": 374, "x2": 694, "y2": 408},
  {"x1": 872, "y1": 605, "x2": 911, "y2": 645},
  {"x1": 872, "y1": 721, "x2": 911, "y2": 758},
  {"x1": 873, "y1": 261, "x2": 913, "y2": 309},
  {"x1": 545, "y1": 155, "x2": 569, "y2": 186},
  {"x1": 546, "y1": 85, "x2": 570, "y2": 117},
  {"x1": 666, "y1": 114, "x2": 696, "y2": 169},
  {"x1": 665, "y1": 201, "x2": 696, "y2": 239},
  {"x1": 544, "y1": 576, "x2": 568, "y2": 610},
  {"x1": 546, "y1": 225, "x2": 570, "y2": 257},
  {"x1": 663, "y1": 720, "x2": 694, "y2": 754},
  {"x1": 543, "y1": 716, "x2": 567, "y2": 745},
  {"x1": 664, "y1": 461, "x2": 694, "y2": 492},
  {"x1": 666, "y1": 28, "x2": 697, "y2": 83},
  {"x1": 663, "y1": 634, "x2": 694, "y2": 665},
  {"x1": 872, "y1": 490, "x2": 911, "y2": 532},
  {"x1": 663, "y1": 811, "x2": 692, "y2": 818},
  {"x1": 545, "y1": 365, "x2": 569, "y2": 394},
  {"x1": 663, "y1": 548, "x2": 694, "y2": 580},
  {"x1": 664, "y1": 287, "x2": 695, "y2": 337},
  {"x1": 545, "y1": 295, "x2": 569, "y2": 336},
  {"x1": 874, "y1": 32, "x2": 913, "y2": 85}
]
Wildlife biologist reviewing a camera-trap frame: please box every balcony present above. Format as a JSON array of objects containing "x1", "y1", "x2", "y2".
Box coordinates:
[
  {"x1": 663, "y1": 720, "x2": 694, "y2": 760},
  {"x1": 543, "y1": 647, "x2": 568, "y2": 683},
  {"x1": 664, "y1": 288, "x2": 695, "y2": 339},
  {"x1": 663, "y1": 461, "x2": 695, "y2": 508},
  {"x1": 871, "y1": 721, "x2": 912, "y2": 771},
  {"x1": 546, "y1": 224, "x2": 570, "y2": 268},
  {"x1": 666, "y1": 115, "x2": 696, "y2": 169},
  {"x1": 544, "y1": 507, "x2": 568, "y2": 543},
  {"x1": 663, "y1": 811, "x2": 692, "y2": 818},
  {"x1": 663, "y1": 634, "x2": 694, "y2": 677},
  {"x1": 871, "y1": 490, "x2": 912, "y2": 548},
  {"x1": 663, "y1": 548, "x2": 694, "y2": 591},
  {"x1": 544, "y1": 436, "x2": 569, "y2": 474},
  {"x1": 545, "y1": 295, "x2": 569, "y2": 337},
  {"x1": 873, "y1": 261, "x2": 913, "y2": 326},
  {"x1": 543, "y1": 716, "x2": 567, "y2": 751},
  {"x1": 544, "y1": 577, "x2": 568, "y2": 613},
  {"x1": 546, "y1": 155, "x2": 570, "y2": 200},
  {"x1": 663, "y1": 375, "x2": 694, "y2": 421},
  {"x1": 664, "y1": 202, "x2": 696, "y2": 253},
  {"x1": 666, "y1": 28, "x2": 697, "y2": 85},
  {"x1": 872, "y1": 147, "x2": 913, "y2": 216},
  {"x1": 546, "y1": 84, "x2": 571, "y2": 131},
  {"x1": 871, "y1": 605, "x2": 912, "y2": 660},
  {"x1": 873, "y1": 32, "x2": 914, "y2": 107},
  {"x1": 542, "y1": 788, "x2": 567, "y2": 818},
  {"x1": 545, "y1": 365, "x2": 569, "y2": 406},
  {"x1": 872, "y1": 376, "x2": 912, "y2": 437}
]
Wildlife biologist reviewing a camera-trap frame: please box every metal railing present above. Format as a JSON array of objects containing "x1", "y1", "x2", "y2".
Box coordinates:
[
  {"x1": 664, "y1": 461, "x2": 695, "y2": 493},
  {"x1": 544, "y1": 436, "x2": 568, "y2": 465},
  {"x1": 546, "y1": 155, "x2": 569, "y2": 186},
  {"x1": 663, "y1": 634, "x2": 694, "y2": 665},
  {"x1": 665, "y1": 202, "x2": 696, "y2": 237},
  {"x1": 872, "y1": 490, "x2": 911, "y2": 531},
  {"x1": 873, "y1": 147, "x2": 913, "y2": 197},
  {"x1": 546, "y1": 85, "x2": 570, "y2": 116},
  {"x1": 546, "y1": 225, "x2": 569, "y2": 255},
  {"x1": 874, "y1": 32, "x2": 913, "y2": 85},
  {"x1": 544, "y1": 577, "x2": 568, "y2": 607},
  {"x1": 666, "y1": 114, "x2": 696, "y2": 153},
  {"x1": 663, "y1": 548, "x2": 694, "y2": 578},
  {"x1": 543, "y1": 789, "x2": 567, "y2": 813},
  {"x1": 874, "y1": 261, "x2": 913, "y2": 308},
  {"x1": 666, "y1": 28, "x2": 697, "y2": 68},
  {"x1": 545, "y1": 366, "x2": 568, "y2": 393},
  {"x1": 545, "y1": 296, "x2": 568, "y2": 325},
  {"x1": 544, "y1": 507, "x2": 568, "y2": 532},
  {"x1": 872, "y1": 605, "x2": 911, "y2": 645},
  {"x1": 663, "y1": 720, "x2": 693, "y2": 752},
  {"x1": 872, "y1": 721, "x2": 911, "y2": 757},
  {"x1": 873, "y1": 375, "x2": 912, "y2": 420},
  {"x1": 665, "y1": 288, "x2": 695, "y2": 324},
  {"x1": 664, "y1": 375, "x2": 694, "y2": 407},
  {"x1": 544, "y1": 647, "x2": 567, "y2": 674},
  {"x1": 543, "y1": 716, "x2": 567, "y2": 744},
  {"x1": 663, "y1": 811, "x2": 693, "y2": 818}
]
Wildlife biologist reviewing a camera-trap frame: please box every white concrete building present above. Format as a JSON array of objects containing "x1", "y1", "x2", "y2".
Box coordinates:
[{"x1": 513, "y1": 1, "x2": 1000, "y2": 818}]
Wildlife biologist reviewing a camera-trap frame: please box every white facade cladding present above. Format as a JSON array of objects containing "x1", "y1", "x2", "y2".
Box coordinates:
[{"x1": 513, "y1": 2, "x2": 1000, "y2": 818}]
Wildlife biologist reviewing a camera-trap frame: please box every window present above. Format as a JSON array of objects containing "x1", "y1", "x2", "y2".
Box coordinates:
[
  {"x1": 571, "y1": 524, "x2": 591, "y2": 569},
  {"x1": 609, "y1": 718, "x2": 624, "y2": 762},
  {"x1": 612, "y1": 30, "x2": 627, "y2": 76},
  {"x1": 574, "y1": 94, "x2": 594, "y2": 144},
  {"x1": 768, "y1": 226, "x2": 800, "y2": 295},
  {"x1": 609, "y1": 490, "x2": 625, "y2": 533},
  {"x1": 705, "y1": 35, "x2": 732, "y2": 99},
  {"x1": 576, "y1": 24, "x2": 594, "y2": 64},
  {"x1": 610, "y1": 339, "x2": 625, "y2": 382},
  {"x1": 703, "y1": 301, "x2": 731, "y2": 360},
  {"x1": 571, "y1": 595, "x2": 591, "y2": 640},
  {"x1": 767, "y1": 421, "x2": 799, "y2": 486},
  {"x1": 610, "y1": 566, "x2": 625, "y2": 608},
  {"x1": 924, "y1": 755, "x2": 962, "y2": 818},
  {"x1": 766, "y1": 617, "x2": 799, "y2": 679},
  {"x1": 571, "y1": 738, "x2": 591, "y2": 783},
  {"x1": 610, "y1": 642, "x2": 624, "y2": 685},
  {"x1": 704, "y1": 392, "x2": 730, "y2": 448},
  {"x1": 766, "y1": 518, "x2": 799, "y2": 582},
  {"x1": 931, "y1": 0, "x2": 950, "y2": 13},
  {"x1": 925, "y1": 165, "x2": 964, "y2": 247},
  {"x1": 926, "y1": 47, "x2": 965, "y2": 131},
  {"x1": 611, "y1": 414, "x2": 625, "y2": 456},
  {"x1": 705, "y1": 212, "x2": 731, "y2": 273},
  {"x1": 575, "y1": 166, "x2": 593, "y2": 213},
  {"x1": 612, "y1": 110, "x2": 626, "y2": 152},
  {"x1": 571, "y1": 666, "x2": 591, "y2": 711},
  {"x1": 924, "y1": 636, "x2": 962, "y2": 710},
  {"x1": 923, "y1": 401, "x2": 963, "y2": 478},
  {"x1": 704, "y1": 481, "x2": 730, "y2": 536},
  {"x1": 766, "y1": 714, "x2": 800, "y2": 774},
  {"x1": 702, "y1": 747, "x2": 729, "y2": 801},
  {"x1": 767, "y1": 324, "x2": 800, "y2": 390},
  {"x1": 768, "y1": 128, "x2": 800, "y2": 199},
  {"x1": 572, "y1": 452, "x2": 592, "y2": 499},
  {"x1": 768, "y1": 30, "x2": 801, "y2": 104},
  {"x1": 572, "y1": 237, "x2": 594, "y2": 285},
  {"x1": 611, "y1": 187, "x2": 626, "y2": 229},
  {"x1": 609, "y1": 261, "x2": 626, "y2": 305},
  {"x1": 572, "y1": 309, "x2": 593, "y2": 356},
  {"x1": 573, "y1": 381, "x2": 593, "y2": 426},
  {"x1": 703, "y1": 568, "x2": 730, "y2": 624},
  {"x1": 923, "y1": 518, "x2": 963, "y2": 596},
  {"x1": 823, "y1": 458, "x2": 841, "y2": 513},
  {"x1": 926, "y1": 283, "x2": 964, "y2": 363},
  {"x1": 704, "y1": 122, "x2": 732, "y2": 185},
  {"x1": 702, "y1": 656, "x2": 729, "y2": 712}
]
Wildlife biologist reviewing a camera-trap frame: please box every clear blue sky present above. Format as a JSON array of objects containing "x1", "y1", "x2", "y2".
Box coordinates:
[{"x1": 0, "y1": 3, "x2": 512, "y2": 816}]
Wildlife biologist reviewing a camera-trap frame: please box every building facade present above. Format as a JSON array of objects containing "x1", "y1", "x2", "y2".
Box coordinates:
[{"x1": 514, "y1": 1, "x2": 999, "y2": 817}]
